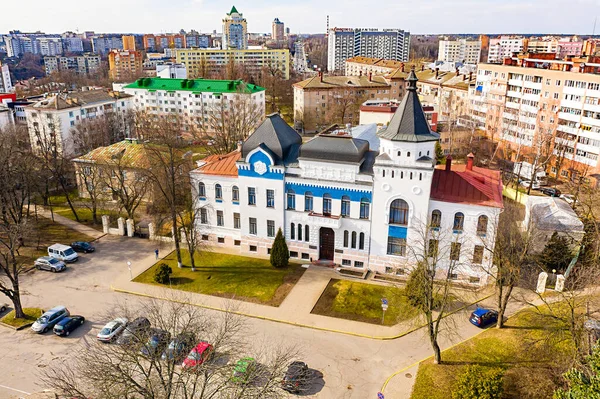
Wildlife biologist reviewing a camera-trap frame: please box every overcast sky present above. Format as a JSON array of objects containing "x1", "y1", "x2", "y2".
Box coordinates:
[{"x1": 1, "y1": 0, "x2": 599, "y2": 35}]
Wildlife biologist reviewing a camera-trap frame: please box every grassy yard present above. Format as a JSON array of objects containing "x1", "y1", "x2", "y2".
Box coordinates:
[
  {"x1": 311, "y1": 279, "x2": 420, "y2": 326},
  {"x1": 0, "y1": 308, "x2": 43, "y2": 328},
  {"x1": 21, "y1": 217, "x2": 95, "y2": 261},
  {"x1": 50, "y1": 206, "x2": 124, "y2": 231},
  {"x1": 410, "y1": 305, "x2": 577, "y2": 399},
  {"x1": 133, "y1": 250, "x2": 306, "y2": 306}
]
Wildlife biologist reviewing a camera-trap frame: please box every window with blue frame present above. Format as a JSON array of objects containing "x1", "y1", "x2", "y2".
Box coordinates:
[
  {"x1": 215, "y1": 184, "x2": 222, "y2": 200},
  {"x1": 389, "y1": 199, "x2": 409, "y2": 225},
  {"x1": 341, "y1": 196, "x2": 351, "y2": 217},
  {"x1": 453, "y1": 212, "x2": 464, "y2": 232},
  {"x1": 232, "y1": 186, "x2": 239, "y2": 202},
  {"x1": 198, "y1": 182, "x2": 206, "y2": 198},
  {"x1": 248, "y1": 187, "x2": 256, "y2": 205},
  {"x1": 360, "y1": 198, "x2": 370, "y2": 219},
  {"x1": 287, "y1": 189, "x2": 296, "y2": 210},
  {"x1": 323, "y1": 193, "x2": 332, "y2": 215},
  {"x1": 266, "y1": 189, "x2": 275, "y2": 208},
  {"x1": 304, "y1": 191, "x2": 313, "y2": 212},
  {"x1": 431, "y1": 210, "x2": 442, "y2": 228}
]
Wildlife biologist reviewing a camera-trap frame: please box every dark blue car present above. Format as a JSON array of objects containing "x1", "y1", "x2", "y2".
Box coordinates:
[{"x1": 469, "y1": 308, "x2": 498, "y2": 328}]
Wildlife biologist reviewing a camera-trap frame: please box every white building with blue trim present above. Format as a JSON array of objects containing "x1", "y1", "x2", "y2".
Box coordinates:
[{"x1": 191, "y1": 69, "x2": 504, "y2": 286}]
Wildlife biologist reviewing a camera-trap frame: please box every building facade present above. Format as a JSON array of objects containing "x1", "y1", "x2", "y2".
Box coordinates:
[
  {"x1": 0, "y1": 63, "x2": 13, "y2": 93},
  {"x1": 192, "y1": 73, "x2": 503, "y2": 286},
  {"x1": 122, "y1": 35, "x2": 137, "y2": 51},
  {"x1": 44, "y1": 54, "x2": 101, "y2": 76},
  {"x1": 487, "y1": 36, "x2": 526, "y2": 63},
  {"x1": 222, "y1": 6, "x2": 248, "y2": 50},
  {"x1": 327, "y1": 28, "x2": 410, "y2": 72},
  {"x1": 108, "y1": 50, "x2": 144, "y2": 81},
  {"x1": 92, "y1": 35, "x2": 124, "y2": 55},
  {"x1": 175, "y1": 48, "x2": 290, "y2": 79},
  {"x1": 272, "y1": 18, "x2": 285, "y2": 41},
  {"x1": 438, "y1": 38, "x2": 482, "y2": 64}
]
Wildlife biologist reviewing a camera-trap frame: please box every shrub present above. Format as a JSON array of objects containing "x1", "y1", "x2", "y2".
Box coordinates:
[
  {"x1": 452, "y1": 365, "x2": 504, "y2": 399},
  {"x1": 154, "y1": 263, "x2": 172, "y2": 284},
  {"x1": 405, "y1": 263, "x2": 442, "y2": 311},
  {"x1": 270, "y1": 228, "x2": 289, "y2": 268}
]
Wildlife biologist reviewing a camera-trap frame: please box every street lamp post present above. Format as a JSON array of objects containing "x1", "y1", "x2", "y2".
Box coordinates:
[{"x1": 127, "y1": 261, "x2": 132, "y2": 280}]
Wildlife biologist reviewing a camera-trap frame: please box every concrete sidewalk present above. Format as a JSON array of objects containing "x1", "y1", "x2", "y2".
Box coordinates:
[{"x1": 35, "y1": 207, "x2": 105, "y2": 240}]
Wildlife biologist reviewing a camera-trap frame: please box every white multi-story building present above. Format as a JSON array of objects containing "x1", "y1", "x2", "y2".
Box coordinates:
[
  {"x1": 327, "y1": 28, "x2": 410, "y2": 72},
  {"x1": 191, "y1": 71, "x2": 503, "y2": 286},
  {"x1": 156, "y1": 63, "x2": 187, "y2": 79},
  {"x1": 0, "y1": 63, "x2": 13, "y2": 93},
  {"x1": 25, "y1": 90, "x2": 133, "y2": 155},
  {"x1": 487, "y1": 36, "x2": 526, "y2": 63},
  {"x1": 4, "y1": 33, "x2": 63, "y2": 57},
  {"x1": 438, "y1": 38, "x2": 482, "y2": 64}
]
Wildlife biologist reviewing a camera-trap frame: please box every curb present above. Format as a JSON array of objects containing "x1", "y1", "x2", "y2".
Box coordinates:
[
  {"x1": 0, "y1": 321, "x2": 34, "y2": 331},
  {"x1": 110, "y1": 285, "x2": 494, "y2": 341}
]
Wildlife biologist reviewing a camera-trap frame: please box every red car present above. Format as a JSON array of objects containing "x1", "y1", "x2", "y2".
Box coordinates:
[{"x1": 182, "y1": 342, "x2": 213, "y2": 369}]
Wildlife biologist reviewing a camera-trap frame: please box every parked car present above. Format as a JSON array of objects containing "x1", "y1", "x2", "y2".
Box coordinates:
[
  {"x1": 560, "y1": 194, "x2": 576, "y2": 205},
  {"x1": 70, "y1": 241, "x2": 95, "y2": 253},
  {"x1": 540, "y1": 187, "x2": 561, "y2": 197},
  {"x1": 162, "y1": 333, "x2": 196, "y2": 363},
  {"x1": 116, "y1": 317, "x2": 151, "y2": 345},
  {"x1": 519, "y1": 180, "x2": 540, "y2": 190},
  {"x1": 34, "y1": 256, "x2": 66, "y2": 273},
  {"x1": 97, "y1": 317, "x2": 128, "y2": 342},
  {"x1": 31, "y1": 306, "x2": 70, "y2": 333},
  {"x1": 48, "y1": 244, "x2": 78, "y2": 263},
  {"x1": 141, "y1": 328, "x2": 171, "y2": 358},
  {"x1": 282, "y1": 361, "x2": 311, "y2": 393},
  {"x1": 182, "y1": 342, "x2": 214, "y2": 370},
  {"x1": 0, "y1": 304, "x2": 7, "y2": 313},
  {"x1": 469, "y1": 308, "x2": 498, "y2": 328},
  {"x1": 53, "y1": 315, "x2": 85, "y2": 337},
  {"x1": 231, "y1": 357, "x2": 257, "y2": 384}
]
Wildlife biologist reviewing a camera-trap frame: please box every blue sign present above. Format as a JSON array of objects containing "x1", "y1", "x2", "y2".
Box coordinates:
[
  {"x1": 381, "y1": 298, "x2": 388, "y2": 305},
  {"x1": 378, "y1": 393, "x2": 385, "y2": 399}
]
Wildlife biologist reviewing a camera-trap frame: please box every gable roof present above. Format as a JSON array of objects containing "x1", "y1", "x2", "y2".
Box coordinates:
[
  {"x1": 377, "y1": 68, "x2": 440, "y2": 143},
  {"x1": 72, "y1": 139, "x2": 152, "y2": 169},
  {"x1": 242, "y1": 113, "x2": 302, "y2": 165},
  {"x1": 299, "y1": 135, "x2": 369, "y2": 164},
  {"x1": 528, "y1": 196, "x2": 584, "y2": 232},
  {"x1": 194, "y1": 150, "x2": 241, "y2": 177},
  {"x1": 430, "y1": 164, "x2": 503, "y2": 208}
]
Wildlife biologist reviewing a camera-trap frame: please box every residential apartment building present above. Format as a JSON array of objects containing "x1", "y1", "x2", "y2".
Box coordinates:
[
  {"x1": 222, "y1": 6, "x2": 248, "y2": 50},
  {"x1": 108, "y1": 50, "x2": 144, "y2": 81},
  {"x1": 438, "y1": 38, "x2": 482, "y2": 64},
  {"x1": 558, "y1": 39, "x2": 583, "y2": 58},
  {"x1": 192, "y1": 74, "x2": 503, "y2": 286},
  {"x1": 272, "y1": 18, "x2": 285, "y2": 41},
  {"x1": 184, "y1": 31, "x2": 211, "y2": 49},
  {"x1": 487, "y1": 36, "x2": 526, "y2": 63},
  {"x1": 44, "y1": 54, "x2": 101, "y2": 76},
  {"x1": 121, "y1": 77, "x2": 265, "y2": 133},
  {"x1": 344, "y1": 56, "x2": 403, "y2": 76},
  {"x1": 4, "y1": 32, "x2": 63, "y2": 57},
  {"x1": 143, "y1": 34, "x2": 186, "y2": 52},
  {"x1": 175, "y1": 48, "x2": 290, "y2": 79},
  {"x1": 156, "y1": 63, "x2": 187, "y2": 79},
  {"x1": 122, "y1": 35, "x2": 137, "y2": 51},
  {"x1": 62, "y1": 33, "x2": 84, "y2": 53},
  {"x1": 470, "y1": 58, "x2": 600, "y2": 184},
  {"x1": 25, "y1": 90, "x2": 133, "y2": 155},
  {"x1": 92, "y1": 35, "x2": 124, "y2": 55},
  {"x1": 0, "y1": 63, "x2": 13, "y2": 93},
  {"x1": 327, "y1": 28, "x2": 410, "y2": 72}
]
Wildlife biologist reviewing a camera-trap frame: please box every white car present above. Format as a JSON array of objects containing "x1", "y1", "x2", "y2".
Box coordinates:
[
  {"x1": 560, "y1": 194, "x2": 576, "y2": 205},
  {"x1": 519, "y1": 180, "x2": 540, "y2": 190},
  {"x1": 97, "y1": 318, "x2": 128, "y2": 342}
]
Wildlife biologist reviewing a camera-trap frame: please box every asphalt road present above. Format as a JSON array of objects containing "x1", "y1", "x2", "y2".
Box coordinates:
[{"x1": 0, "y1": 236, "x2": 485, "y2": 399}]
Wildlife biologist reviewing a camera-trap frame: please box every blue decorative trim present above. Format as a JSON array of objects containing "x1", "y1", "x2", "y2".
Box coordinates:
[
  {"x1": 199, "y1": 197, "x2": 206, "y2": 201},
  {"x1": 388, "y1": 225, "x2": 407, "y2": 239},
  {"x1": 285, "y1": 182, "x2": 372, "y2": 202},
  {"x1": 238, "y1": 151, "x2": 284, "y2": 180},
  {"x1": 216, "y1": 199, "x2": 223, "y2": 203},
  {"x1": 232, "y1": 201, "x2": 239, "y2": 205}
]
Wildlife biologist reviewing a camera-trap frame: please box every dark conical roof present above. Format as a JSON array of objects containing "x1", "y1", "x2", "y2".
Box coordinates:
[
  {"x1": 229, "y1": 5, "x2": 239, "y2": 14},
  {"x1": 242, "y1": 113, "x2": 302, "y2": 164},
  {"x1": 377, "y1": 67, "x2": 440, "y2": 143}
]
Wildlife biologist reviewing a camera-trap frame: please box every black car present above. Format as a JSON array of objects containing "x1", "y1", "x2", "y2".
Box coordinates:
[
  {"x1": 161, "y1": 332, "x2": 196, "y2": 363},
  {"x1": 540, "y1": 187, "x2": 561, "y2": 197},
  {"x1": 282, "y1": 361, "x2": 311, "y2": 393},
  {"x1": 116, "y1": 316, "x2": 151, "y2": 345},
  {"x1": 53, "y1": 315, "x2": 85, "y2": 336},
  {"x1": 70, "y1": 241, "x2": 95, "y2": 253},
  {"x1": 141, "y1": 328, "x2": 171, "y2": 358}
]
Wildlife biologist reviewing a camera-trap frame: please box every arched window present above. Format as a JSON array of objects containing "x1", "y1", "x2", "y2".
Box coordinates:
[
  {"x1": 392, "y1": 171, "x2": 395, "y2": 178},
  {"x1": 389, "y1": 199, "x2": 409, "y2": 225},
  {"x1": 304, "y1": 191, "x2": 313, "y2": 212},
  {"x1": 298, "y1": 224, "x2": 303, "y2": 241},
  {"x1": 198, "y1": 182, "x2": 206, "y2": 197},
  {"x1": 359, "y1": 232, "x2": 365, "y2": 250},
  {"x1": 453, "y1": 212, "x2": 465, "y2": 232},
  {"x1": 351, "y1": 231, "x2": 357, "y2": 249},
  {"x1": 215, "y1": 184, "x2": 222, "y2": 199},
  {"x1": 407, "y1": 152, "x2": 411, "y2": 157},
  {"x1": 477, "y1": 215, "x2": 488, "y2": 236},
  {"x1": 397, "y1": 151, "x2": 401, "y2": 156},
  {"x1": 287, "y1": 189, "x2": 296, "y2": 210},
  {"x1": 232, "y1": 186, "x2": 239, "y2": 202},
  {"x1": 343, "y1": 230, "x2": 349, "y2": 247},
  {"x1": 323, "y1": 193, "x2": 332, "y2": 215},
  {"x1": 341, "y1": 195, "x2": 351, "y2": 217},
  {"x1": 305, "y1": 225, "x2": 309, "y2": 242},
  {"x1": 431, "y1": 210, "x2": 442, "y2": 228},
  {"x1": 360, "y1": 198, "x2": 370, "y2": 219},
  {"x1": 291, "y1": 223, "x2": 295, "y2": 240}
]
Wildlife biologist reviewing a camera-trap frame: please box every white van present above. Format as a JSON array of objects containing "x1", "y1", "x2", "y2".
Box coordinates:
[{"x1": 48, "y1": 244, "x2": 79, "y2": 263}]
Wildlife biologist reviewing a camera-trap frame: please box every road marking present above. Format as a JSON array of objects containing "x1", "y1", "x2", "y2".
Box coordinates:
[{"x1": 0, "y1": 384, "x2": 31, "y2": 395}]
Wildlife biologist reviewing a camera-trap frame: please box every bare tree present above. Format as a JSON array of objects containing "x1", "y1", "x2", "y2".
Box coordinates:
[
  {"x1": 70, "y1": 110, "x2": 135, "y2": 155},
  {"x1": 177, "y1": 192, "x2": 208, "y2": 272}
]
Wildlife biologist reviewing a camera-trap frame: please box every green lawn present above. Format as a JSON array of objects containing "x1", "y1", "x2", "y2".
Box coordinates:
[
  {"x1": 21, "y1": 217, "x2": 95, "y2": 260},
  {"x1": 0, "y1": 308, "x2": 43, "y2": 328},
  {"x1": 51, "y1": 206, "x2": 123, "y2": 231},
  {"x1": 410, "y1": 305, "x2": 576, "y2": 399},
  {"x1": 311, "y1": 279, "x2": 420, "y2": 326},
  {"x1": 133, "y1": 250, "x2": 306, "y2": 306}
]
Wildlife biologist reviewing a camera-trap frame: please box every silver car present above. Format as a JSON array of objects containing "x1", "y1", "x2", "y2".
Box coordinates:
[
  {"x1": 31, "y1": 306, "x2": 70, "y2": 333},
  {"x1": 97, "y1": 318, "x2": 128, "y2": 342},
  {"x1": 34, "y1": 256, "x2": 66, "y2": 273}
]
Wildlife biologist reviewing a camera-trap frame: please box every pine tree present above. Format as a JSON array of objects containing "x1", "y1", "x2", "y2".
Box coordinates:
[
  {"x1": 538, "y1": 232, "x2": 573, "y2": 273},
  {"x1": 435, "y1": 141, "x2": 445, "y2": 165},
  {"x1": 270, "y1": 228, "x2": 289, "y2": 268}
]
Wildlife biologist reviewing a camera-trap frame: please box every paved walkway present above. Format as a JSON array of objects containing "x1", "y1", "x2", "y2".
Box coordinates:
[{"x1": 35, "y1": 207, "x2": 105, "y2": 240}]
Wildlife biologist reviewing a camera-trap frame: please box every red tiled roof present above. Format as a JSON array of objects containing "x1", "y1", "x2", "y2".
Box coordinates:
[
  {"x1": 430, "y1": 164, "x2": 504, "y2": 208},
  {"x1": 196, "y1": 150, "x2": 241, "y2": 177}
]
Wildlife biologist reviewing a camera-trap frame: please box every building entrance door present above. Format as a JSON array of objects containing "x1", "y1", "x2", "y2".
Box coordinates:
[{"x1": 319, "y1": 228, "x2": 335, "y2": 261}]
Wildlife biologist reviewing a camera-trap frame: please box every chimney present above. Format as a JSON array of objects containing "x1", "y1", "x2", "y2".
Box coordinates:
[
  {"x1": 435, "y1": 68, "x2": 439, "y2": 79},
  {"x1": 237, "y1": 140, "x2": 243, "y2": 152},
  {"x1": 421, "y1": 64, "x2": 425, "y2": 71},
  {"x1": 401, "y1": 63, "x2": 405, "y2": 72},
  {"x1": 445, "y1": 155, "x2": 452, "y2": 172},
  {"x1": 368, "y1": 72, "x2": 372, "y2": 81},
  {"x1": 319, "y1": 71, "x2": 323, "y2": 82},
  {"x1": 466, "y1": 153, "x2": 474, "y2": 171}
]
